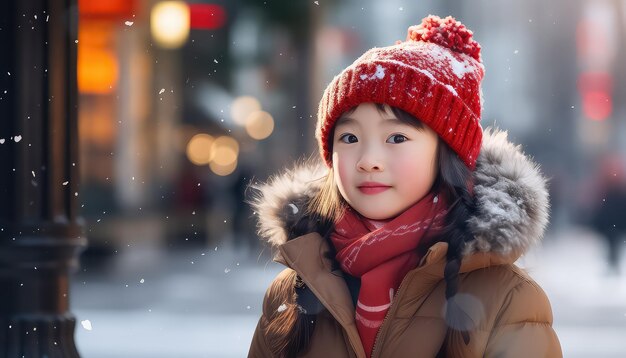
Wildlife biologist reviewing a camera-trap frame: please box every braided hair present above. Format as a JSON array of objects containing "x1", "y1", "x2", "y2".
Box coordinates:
[{"x1": 430, "y1": 139, "x2": 477, "y2": 344}]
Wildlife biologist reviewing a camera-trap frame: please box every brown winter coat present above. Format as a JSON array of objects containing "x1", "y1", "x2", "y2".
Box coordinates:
[{"x1": 248, "y1": 129, "x2": 562, "y2": 357}]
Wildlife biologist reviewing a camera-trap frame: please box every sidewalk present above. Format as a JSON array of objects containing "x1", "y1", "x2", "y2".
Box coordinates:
[{"x1": 71, "y1": 228, "x2": 626, "y2": 357}]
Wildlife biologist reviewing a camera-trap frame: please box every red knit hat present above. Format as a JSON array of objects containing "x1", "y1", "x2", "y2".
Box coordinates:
[{"x1": 316, "y1": 15, "x2": 485, "y2": 169}]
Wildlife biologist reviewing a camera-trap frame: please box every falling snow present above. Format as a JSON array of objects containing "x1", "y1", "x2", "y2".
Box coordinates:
[
  {"x1": 158, "y1": 88, "x2": 165, "y2": 95},
  {"x1": 14, "y1": 135, "x2": 22, "y2": 142},
  {"x1": 125, "y1": 21, "x2": 134, "y2": 26},
  {"x1": 277, "y1": 304, "x2": 287, "y2": 312},
  {"x1": 81, "y1": 320, "x2": 92, "y2": 331}
]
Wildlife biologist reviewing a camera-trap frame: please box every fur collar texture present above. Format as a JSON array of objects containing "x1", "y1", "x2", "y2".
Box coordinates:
[{"x1": 249, "y1": 128, "x2": 549, "y2": 259}]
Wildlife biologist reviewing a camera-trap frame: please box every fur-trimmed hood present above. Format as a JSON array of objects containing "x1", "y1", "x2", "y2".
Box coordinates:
[{"x1": 249, "y1": 128, "x2": 549, "y2": 261}]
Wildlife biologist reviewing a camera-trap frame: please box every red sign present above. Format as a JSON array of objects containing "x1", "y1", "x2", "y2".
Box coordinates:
[
  {"x1": 79, "y1": 0, "x2": 136, "y2": 19},
  {"x1": 578, "y1": 72, "x2": 612, "y2": 121},
  {"x1": 189, "y1": 4, "x2": 226, "y2": 30}
]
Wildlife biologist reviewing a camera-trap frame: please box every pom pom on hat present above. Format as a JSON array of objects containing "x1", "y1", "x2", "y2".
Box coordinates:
[
  {"x1": 406, "y1": 15, "x2": 481, "y2": 62},
  {"x1": 316, "y1": 15, "x2": 485, "y2": 170}
]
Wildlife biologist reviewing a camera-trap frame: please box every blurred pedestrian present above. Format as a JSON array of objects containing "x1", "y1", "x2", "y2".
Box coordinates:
[
  {"x1": 232, "y1": 165, "x2": 258, "y2": 253},
  {"x1": 248, "y1": 15, "x2": 561, "y2": 357},
  {"x1": 589, "y1": 154, "x2": 626, "y2": 275}
]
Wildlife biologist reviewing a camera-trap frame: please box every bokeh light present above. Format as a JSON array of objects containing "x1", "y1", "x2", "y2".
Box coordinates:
[
  {"x1": 151, "y1": 1, "x2": 190, "y2": 49},
  {"x1": 231, "y1": 96, "x2": 262, "y2": 126},
  {"x1": 245, "y1": 111, "x2": 275, "y2": 140},
  {"x1": 186, "y1": 133, "x2": 214, "y2": 165},
  {"x1": 210, "y1": 159, "x2": 238, "y2": 176},
  {"x1": 212, "y1": 146, "x2": 237, "y2": 166},
  {"x1": 210, "y1": 135, "x2": 239, "y2": 166}
]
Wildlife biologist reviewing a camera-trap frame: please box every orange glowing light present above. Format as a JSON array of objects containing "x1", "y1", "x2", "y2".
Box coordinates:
[{"x1": 77, "y1": 22, "x2": 118, "y2": 94}]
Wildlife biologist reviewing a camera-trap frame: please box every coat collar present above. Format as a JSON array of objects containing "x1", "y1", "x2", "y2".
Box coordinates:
[
  {"x1": 278, "y1": 231, "x2": 519, "y2": 358},
  {"x1": 278, "y1": 233, "x2": 367, "y2": 358}
]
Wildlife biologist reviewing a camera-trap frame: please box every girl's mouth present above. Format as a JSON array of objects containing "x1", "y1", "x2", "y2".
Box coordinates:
[{"x1": 357, "y1": 182, "x2": 391, "y2": 195}]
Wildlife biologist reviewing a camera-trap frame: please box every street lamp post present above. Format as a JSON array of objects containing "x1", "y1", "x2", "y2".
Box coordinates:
[{"x1": 0, "y1": 0, "x2": 86, "y2": 356}]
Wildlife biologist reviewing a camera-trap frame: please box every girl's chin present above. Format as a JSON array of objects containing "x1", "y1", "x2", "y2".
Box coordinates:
[{"x1": 358, "y1": 209, "x2": 401, "y2": 221}]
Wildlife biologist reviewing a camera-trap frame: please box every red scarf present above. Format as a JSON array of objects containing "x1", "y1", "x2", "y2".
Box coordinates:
[{"x1": 330, "y1": 192, "x2": 448, "y2": 357}]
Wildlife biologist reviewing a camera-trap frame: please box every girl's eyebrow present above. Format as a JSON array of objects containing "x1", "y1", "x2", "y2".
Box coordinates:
[
  {"x1": 381, "y1": 117, "x2": 402, "y2": 124},
  {"x1": 336, "y1": 116, "x2": 356, "y2": 127},
  {"x1": 336, "y1": 116, "x2": 401, "y2": 127}
]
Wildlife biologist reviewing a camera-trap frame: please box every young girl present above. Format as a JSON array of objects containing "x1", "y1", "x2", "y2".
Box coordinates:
[{"x1": 248, "y1": 15, "x2": 562, "y2": 357}]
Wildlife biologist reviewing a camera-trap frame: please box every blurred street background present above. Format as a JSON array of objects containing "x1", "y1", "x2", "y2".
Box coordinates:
[{"x1": 68, "y1": 0, "x2": 626, "y2": 356}]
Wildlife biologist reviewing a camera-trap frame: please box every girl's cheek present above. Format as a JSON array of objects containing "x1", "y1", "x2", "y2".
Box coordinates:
[
  {"x1": 392, "y1": 153, "x2": 417, "y2": 172},
  {"x1": 392, "y1": 155, "x2": 433, "y2": 184}
]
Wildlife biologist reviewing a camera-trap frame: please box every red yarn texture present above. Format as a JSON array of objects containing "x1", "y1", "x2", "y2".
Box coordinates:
[{"x1": 407, "y1": 15, "x2": 481, "y2": 61}]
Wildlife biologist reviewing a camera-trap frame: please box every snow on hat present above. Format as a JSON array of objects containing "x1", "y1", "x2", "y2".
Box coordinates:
[{"x1": 316, "y1": 15, "x2": 485, "y2": 169}]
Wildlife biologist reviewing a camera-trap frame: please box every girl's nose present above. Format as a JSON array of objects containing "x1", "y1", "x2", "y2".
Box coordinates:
[{"x1": 357, "y1": 155, "x2": 384, "y2": 172}]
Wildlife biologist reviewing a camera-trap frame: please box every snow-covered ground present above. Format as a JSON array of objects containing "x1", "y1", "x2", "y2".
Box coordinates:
[
  {"x1": 72, "y1": 227, "x2": 626, "y2": 357},
  {"x1": 520, "y1": 228, "x2": 626, "y2": 358}
]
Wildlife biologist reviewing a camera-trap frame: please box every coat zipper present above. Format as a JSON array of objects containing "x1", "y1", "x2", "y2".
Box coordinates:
[
  {"x1": 369, "y1": 274, "x2": 411, "y2": 358},
  {"x1": 369, "y1": 248, "x2": 438, "y2": 358}
]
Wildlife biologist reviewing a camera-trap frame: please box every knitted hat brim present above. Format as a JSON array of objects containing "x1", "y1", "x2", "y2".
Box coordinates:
[{"x1": 316, "y1": 58, "x2": 482, "y2": 169}]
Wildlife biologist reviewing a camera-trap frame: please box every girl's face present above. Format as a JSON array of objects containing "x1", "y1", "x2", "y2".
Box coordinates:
[{"x1": 332, "y1": 103, "x2": 439, "y2": 220}]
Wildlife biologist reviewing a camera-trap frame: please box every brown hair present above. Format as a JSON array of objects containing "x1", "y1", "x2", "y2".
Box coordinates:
[{"x1": 263, "y1": 270, "x2": 316, "y2": 357}]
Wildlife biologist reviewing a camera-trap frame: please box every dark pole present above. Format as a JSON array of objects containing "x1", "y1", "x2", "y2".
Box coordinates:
[{"x1": 0, "y1": 0, "x2": 86, "y2": 356}]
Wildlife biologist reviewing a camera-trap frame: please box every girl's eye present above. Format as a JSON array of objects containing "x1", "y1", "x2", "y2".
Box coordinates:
[
  {"x1": 339, "y1": 134, "x2": 358, "y2": 143},
  {"x1": 387, "y1": 134, "x2": 408, "y2": 144}
]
